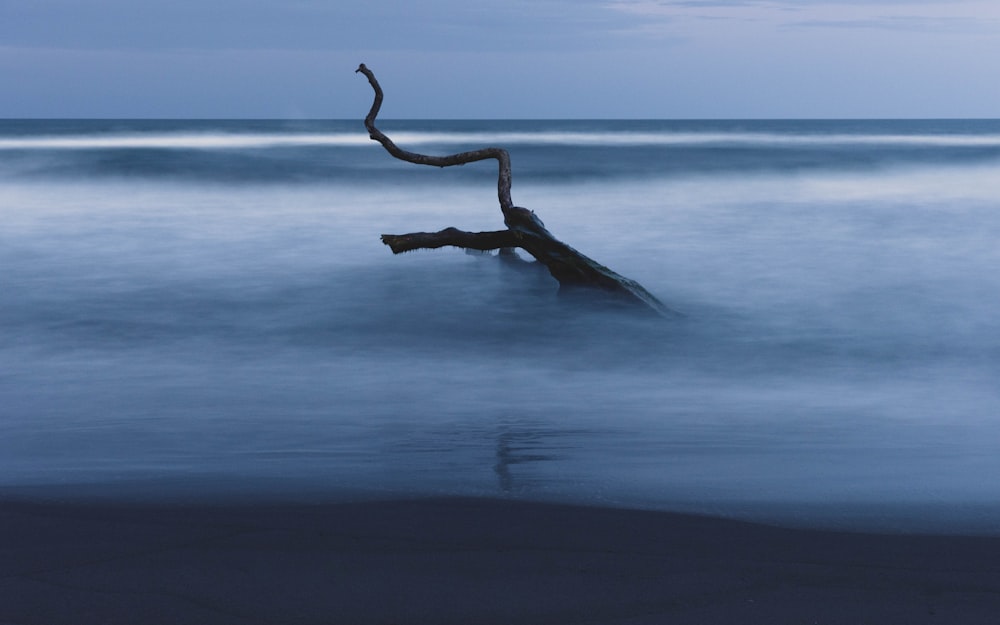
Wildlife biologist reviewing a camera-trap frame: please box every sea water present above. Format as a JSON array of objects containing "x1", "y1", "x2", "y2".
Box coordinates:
[{"x1": 2, "y1": 119, "x2": 1000, "y2": 531}]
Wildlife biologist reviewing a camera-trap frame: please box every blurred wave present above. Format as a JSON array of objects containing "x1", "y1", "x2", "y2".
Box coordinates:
[
  {"x1": 2, "y1": 119, "x2": 999, "y2": 530},
  {"x1": 2, "y1": 119, "x2": 1000, "y2": 184},
  {"x1": 5, "y1": 129, "x2": 1000, "y2": 150}
]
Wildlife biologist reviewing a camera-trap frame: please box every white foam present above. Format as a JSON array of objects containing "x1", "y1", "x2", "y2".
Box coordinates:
[
  {"x1": 3, "y1": 130, "x2": 1000, "y2": 150},
  {"x1": 0, "y1": 133, "x2": 372, "y2": 150}
]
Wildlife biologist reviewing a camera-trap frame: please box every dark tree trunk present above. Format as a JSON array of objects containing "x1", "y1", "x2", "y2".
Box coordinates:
[{"x1": 356, "y1": 63, "x2": 676, "y2": 316}]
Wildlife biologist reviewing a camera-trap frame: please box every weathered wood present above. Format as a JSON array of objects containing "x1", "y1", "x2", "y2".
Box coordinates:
[
  {"x1": 381, "y1": 228, "x2": 518, "y2": 254},
  {"x1": 356, "y1": 63, "x2": 514, "y2": 213},
  {"x1": 356, "y1": 63, "x2": 676, "y2": 316}
]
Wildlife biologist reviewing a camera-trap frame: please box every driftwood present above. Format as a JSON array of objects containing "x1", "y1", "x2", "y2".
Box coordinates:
[{"x1": 356, "y1": 63, "x2": 674, "y2": 316}]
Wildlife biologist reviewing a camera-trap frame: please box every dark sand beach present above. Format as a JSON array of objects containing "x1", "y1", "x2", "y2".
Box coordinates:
[{"x1": 2, "y1": 496, "x2": 999, "y2": 624}]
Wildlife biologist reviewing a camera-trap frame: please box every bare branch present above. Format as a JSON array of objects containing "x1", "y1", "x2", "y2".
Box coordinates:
[
  {"x1": 355, "y1": 63, "x2": 677, "y2": 317},
  {"x1": 381, "y1": 228, "x2": 518, "y2": 254},
  {"x1": 356, "y1": 64, "x2": 514, "y2": 212}
]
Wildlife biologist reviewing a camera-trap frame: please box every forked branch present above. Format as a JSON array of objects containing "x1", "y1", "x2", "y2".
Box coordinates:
[{"x1": 356, "y1": 63, "x2": 676, "y2": 316}]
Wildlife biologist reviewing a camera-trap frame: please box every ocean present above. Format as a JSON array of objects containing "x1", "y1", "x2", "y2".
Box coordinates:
[{"x1": 2, "y1": 119, "x2": 1000, "y2": 532}]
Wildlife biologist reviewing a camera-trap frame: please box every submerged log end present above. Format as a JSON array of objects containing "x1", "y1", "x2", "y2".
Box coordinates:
[
  {"x1": 380, "y1": 233, "x2": 415, "y2": 254},
  {"x1": 556, "y1": 262, "x2": 681, "y2": 317}
]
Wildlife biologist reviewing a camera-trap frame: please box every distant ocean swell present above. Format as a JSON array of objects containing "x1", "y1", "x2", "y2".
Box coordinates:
[{"x1": 2, "y1": 119, "x2": 1000, "y2": 184}]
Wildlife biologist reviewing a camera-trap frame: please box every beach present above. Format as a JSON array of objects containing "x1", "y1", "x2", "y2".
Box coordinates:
[{"x1": 3, "y1": 496, "x2": 999, "y2": 624}]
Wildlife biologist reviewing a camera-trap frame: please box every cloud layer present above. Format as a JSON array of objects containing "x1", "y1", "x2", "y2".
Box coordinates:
[{"x1": 2, "y1": 0, "x2": 999, "y2": 117}]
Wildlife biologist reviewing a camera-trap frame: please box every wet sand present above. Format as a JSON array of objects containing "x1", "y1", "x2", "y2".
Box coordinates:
[{"x1": 2, "y1": 496, "x2": 999, "y2": 624}]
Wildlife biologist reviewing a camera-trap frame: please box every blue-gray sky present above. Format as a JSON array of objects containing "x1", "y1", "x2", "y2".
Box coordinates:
[{"x1": 2, "y1": 0, "x2": 999, "y2": 118}]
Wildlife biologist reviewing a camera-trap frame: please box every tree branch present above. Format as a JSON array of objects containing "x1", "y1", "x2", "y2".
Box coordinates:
[
  {"x1": 356, "y1": 63, "x2": 514, "y2": 212},
  {"x1": 355, "y1": 64, "x2": 677, "y2": 317},
  {"x1": 381, "y1": 228, "x2": 519, "y2": 254}
]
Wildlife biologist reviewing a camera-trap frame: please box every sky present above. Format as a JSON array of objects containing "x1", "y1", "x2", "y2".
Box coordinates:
[{"x1": 1, "y1": 0, "x2": 999, "y2": 118}]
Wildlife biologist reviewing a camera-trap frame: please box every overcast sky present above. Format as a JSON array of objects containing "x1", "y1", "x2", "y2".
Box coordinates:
[{"x1": 2, "y1": 0, "x2": 999, "y2": 118}]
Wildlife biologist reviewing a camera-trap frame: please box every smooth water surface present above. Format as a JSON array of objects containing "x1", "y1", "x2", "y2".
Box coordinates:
[{"x1": 2, "y1": 119, "x2": 1000, "y2": 531}]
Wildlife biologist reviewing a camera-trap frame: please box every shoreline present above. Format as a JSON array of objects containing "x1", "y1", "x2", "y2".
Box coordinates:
[
  {"x1": 4, "y1": 477, "x2": 1000, "y2": 535},
  {"x1": 3, "y1": 496, "x2": 999, "y2": 624}
]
